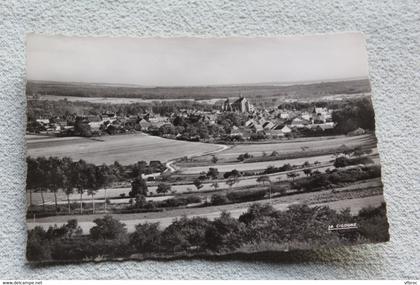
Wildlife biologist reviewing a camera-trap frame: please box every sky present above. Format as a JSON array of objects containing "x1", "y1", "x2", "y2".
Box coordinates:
[{"x1": 26, "y1": 33, "x2": 369, "y2": 87}]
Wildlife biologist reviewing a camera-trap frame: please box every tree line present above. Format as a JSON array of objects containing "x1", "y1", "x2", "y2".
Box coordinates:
[
  {"x1": 26, "y1": 156, "x2": 165, "y2": 215},
  {"x1": 26, "y1": 202, "x2": 389, "y2": 262}
]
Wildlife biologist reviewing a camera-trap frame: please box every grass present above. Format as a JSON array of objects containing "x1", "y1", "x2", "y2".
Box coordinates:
[
  {"x1": 26, "y1": 132, "x2": 223, "y2": 165},
  {"x1": 216, "y1": 134, "x2": 376, "y2": 159}
]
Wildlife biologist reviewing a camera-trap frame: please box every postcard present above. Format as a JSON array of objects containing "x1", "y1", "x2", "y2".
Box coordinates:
[{"x1": 25, "y1": 33, "x2": 389, "y2": 263}]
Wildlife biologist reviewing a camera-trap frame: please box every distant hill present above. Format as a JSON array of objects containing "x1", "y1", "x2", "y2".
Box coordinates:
[{"x1": 26, "y1": 79, "x2": 371, "y2": 102}]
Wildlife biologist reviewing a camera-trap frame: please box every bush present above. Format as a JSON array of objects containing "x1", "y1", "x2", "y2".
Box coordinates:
[
  {"x1": 210, "y1": 194, "x2": 230, "y2": 205},
  {"x1": 223, "y1": 169, "x2": 240, "y2": 179},
  {"x1": 227, "y1": 189, "x2": 266, "y2": 203},
  {"x1": 357, "y1": 203, "x2": 390, "y2": 242},
  {"x1": 205, "y1": 211, "x2": 244, "y2": 251},
  {"x1": 334, "y1": 156, "x2": 374, "y2": 168},
  {"x1": 89, "y1": 215, "x2": 127, "y2": 240},
  {"x1": 130, "y1": 222, "x2": 162, "y2": 253},
  {"x1": 237, "y1": 153, "x2": 253, "y2": 161},
  {"x1": 157, "y1": 195, "x2": 201, "y2": 208},
  {"x1": 263, "y1": 163, "x2": 293, "y2": 174},
  {"x1": 156, "y1": 183, "x2": 171, "y2": 194},
  {"x1": 160, "y1": 216, "x2": 212, "y2": 252}
]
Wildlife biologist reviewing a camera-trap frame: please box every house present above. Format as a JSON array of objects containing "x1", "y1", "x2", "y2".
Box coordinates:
[
  {"x1": 281, "y1": 125, "x2": 292, "y2": 134},
  {"x1": 139, "y1": 119, "x2": 152, "y2": 131},
  {"x1": 263, "y1": 121, "x2": 276, "y2": 130},
  {"x1": 280, "y1": 112, "x2": 289, "y2": 119},
  {"x1": 230, "y1": 127, "x2": 251, "y2": 140},
  {"x1": 312, "y1": 107, "x2": 331, "y2": 123},
  {"x1": 290, "y1": 117, "x2": 309, "y2": 128},
  {"x1": 267, "y1": 129, "x2": 285, "y2": 138},
  {"x1": 36, "y1": 119, "x2": 50, "y2": 125},
  {"x1": 251, "y1": 123, "x2": 264, "y2": 132},
  {"x1": 245, "y1": 119, "x2": 256, "y2": 128},
  {"x1": 318, "y1": 123, "x2": 335, "y2": 131},
  {"x1": 124, "y1": 115, "x2": 141, "y2": 130},
  {"x1": 301, "y1": 112, "x2": 312, "y2": 121}
]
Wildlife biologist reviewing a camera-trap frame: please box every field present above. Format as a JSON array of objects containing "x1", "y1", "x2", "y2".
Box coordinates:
[
  {"x1": 215, "y1": 134, "x2": 376, "y2": 159},
  {"x1": 26, "y1": 133, "x2": 223, "y2": 165},
  {"x1": 27, "y1": 133, "x2": 381, "y2": 205}
]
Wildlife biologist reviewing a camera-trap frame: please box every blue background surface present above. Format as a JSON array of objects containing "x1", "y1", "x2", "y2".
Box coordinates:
[{"x1": 0, "y1": 0, "x2": 418, "y2": 279}]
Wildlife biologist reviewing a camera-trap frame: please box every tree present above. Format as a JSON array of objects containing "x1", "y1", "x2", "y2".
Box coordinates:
[
  {"x1": 210, "y1": 181, "x2": 219, "y2": 191},
  {"x1": 160, "y1": 216, "x2": 212, "y2": 252},
  {"x1": 256, "y1": 175, "x2": 272, "y2": 202},
  {"x1": 129, "y1": 176, "x2": 148, "y2": 198},
  {"x1": 256, "y1": 175, "x2": 270, "y2": 186},
  {"x1": 61, "y1": 157, "x2": 75, "y2": 214},
  {"x1": 210, "y1": 194, "x2": 228, "y2": 205},
  {"x1": 130, "y1": 222, "x2": 161, "y2": 253},
  {"x1": 156, "y1": 183, "x2": 171, "y2": 194},
  {"x1": 96, "y1": 164, "x2": 116, "y2": 212},
  {"x1": 287, "y1": 172, "x2": 299, "y2": 181},
  {"x1": 47, "y1": 157, "x2": 64, "y2": 213},
  {"x1": 224, "y1": 169, "x2": 240, "y2": 179},
  {"x1": 35, "y1": 157, "x2": 49, "y2": 212},
  {"x1": 90, "y1": 215, "x2": 127, "y2": 240},
  {"x1": 303, "y1": 168, "x2": 312, "y2": 176},
  {"x1": 226, "y1": 176, "x2": 239, "y2": 191},
  {"x1": 26, "y1": 157, "x2": 42, "y2": 211},
  {"x1": 73, "y1": 160, "x2": 89, "y2": 214},
  {"x1": 74, "y1": 117, "x2": 92, "y2": 137},
  {"x1": 205, "y1": 211, "x2": 243, "y2": 251},
  {"x1": 85, "y1": 164, "x2": 99, "y2": 214},
  {"x1": 237, "y1": 153, "x2": 253, "y2": 161},
  {"x1": 302, "y1": 161, "x2": 311, "y2": 168},
  {"x1": 207, "y1": 168, "x2": 219, "y2": 180},
  {"x1": 193, "y1": 178, "x2": 203, "y2": 191},
  {"x1": 211, "y1": 155, "x2": 218, "y2": 164}
]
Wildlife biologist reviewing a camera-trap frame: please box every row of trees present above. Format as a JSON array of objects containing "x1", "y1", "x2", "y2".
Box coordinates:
[
  {"x1": 27, "y1": 202, "x2": 389, "y2": 262},
  {"x1": 27, "y1": 156, "x2": 169, "y2": 214},
  {"x1": 27, "y1": 157, "x2": 116, "y2": 214}
]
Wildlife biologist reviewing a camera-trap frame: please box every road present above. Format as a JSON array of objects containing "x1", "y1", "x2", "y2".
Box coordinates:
[{"x1": 27, "y1": 194, "x2": 385, "y2": 234}]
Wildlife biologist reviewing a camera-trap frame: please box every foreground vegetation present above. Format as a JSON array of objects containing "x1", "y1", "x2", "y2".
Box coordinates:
[{"x1": 27, "y1": 202, "x2": 389, "y2": 262}]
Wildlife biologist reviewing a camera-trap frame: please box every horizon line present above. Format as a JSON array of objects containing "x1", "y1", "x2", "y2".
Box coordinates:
[{"x1": 26, "y1": 76, "x2": 370, "y2": 89}]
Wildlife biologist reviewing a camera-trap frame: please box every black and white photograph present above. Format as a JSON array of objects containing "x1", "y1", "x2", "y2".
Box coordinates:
[{"x1": 25, "y1": 33, "x2": 389, "y2": 263}]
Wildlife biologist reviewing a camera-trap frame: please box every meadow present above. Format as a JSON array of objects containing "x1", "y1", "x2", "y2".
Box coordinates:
[{"x1": 27, "y1": 133, "x2": 223, "y2": 165}]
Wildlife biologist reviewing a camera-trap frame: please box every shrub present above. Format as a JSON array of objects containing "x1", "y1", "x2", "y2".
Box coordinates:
[
  {"x1": 357, "y1": 203, "x2": 390, "y2": 242},
  {"x1": 210, "y1": 194, "x2": 230, "y2": 205},
  {"x1": 89, "y1": 215, "x2": 127, "y2": 240},
  {"x1": 157, "y1": 195, "x2": 201, "y2": 208},
  {"x1": 205, "y1": 211, "x2": 244, "y2": 251},
  {"x1": 223, "y1": 169, "x2": 240, "y2": 179},
  {"x1": 334, "y1": 156, "x2": 374, "y2": 168},
  {"x1": 237, "y1": 153, "x2": 253, "y2": 161},
  {"x1": 130, "y1": 222, "x2": 162, "y2": 253},
  {"x1": 263, "y1": 163, "x2": 293, "y2": 174},
  {"x1": 156, "y1": 182, "x2": 171, "y2": 194},
  {"x1": 160, "y1": 216, "x2": 212, "y2": 252},
  {"x1": 227, "y1": 189, "x2": 266, "y2": 203}
]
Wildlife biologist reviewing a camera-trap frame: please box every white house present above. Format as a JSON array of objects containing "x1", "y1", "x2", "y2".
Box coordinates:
[{"x1": 281, "y1": 125, "x2": 292, "y2": 134}]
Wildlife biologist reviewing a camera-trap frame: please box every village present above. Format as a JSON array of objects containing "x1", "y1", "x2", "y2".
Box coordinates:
[{"x1": 28, "y1": 96, "x2": 354, "y2": 143}]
